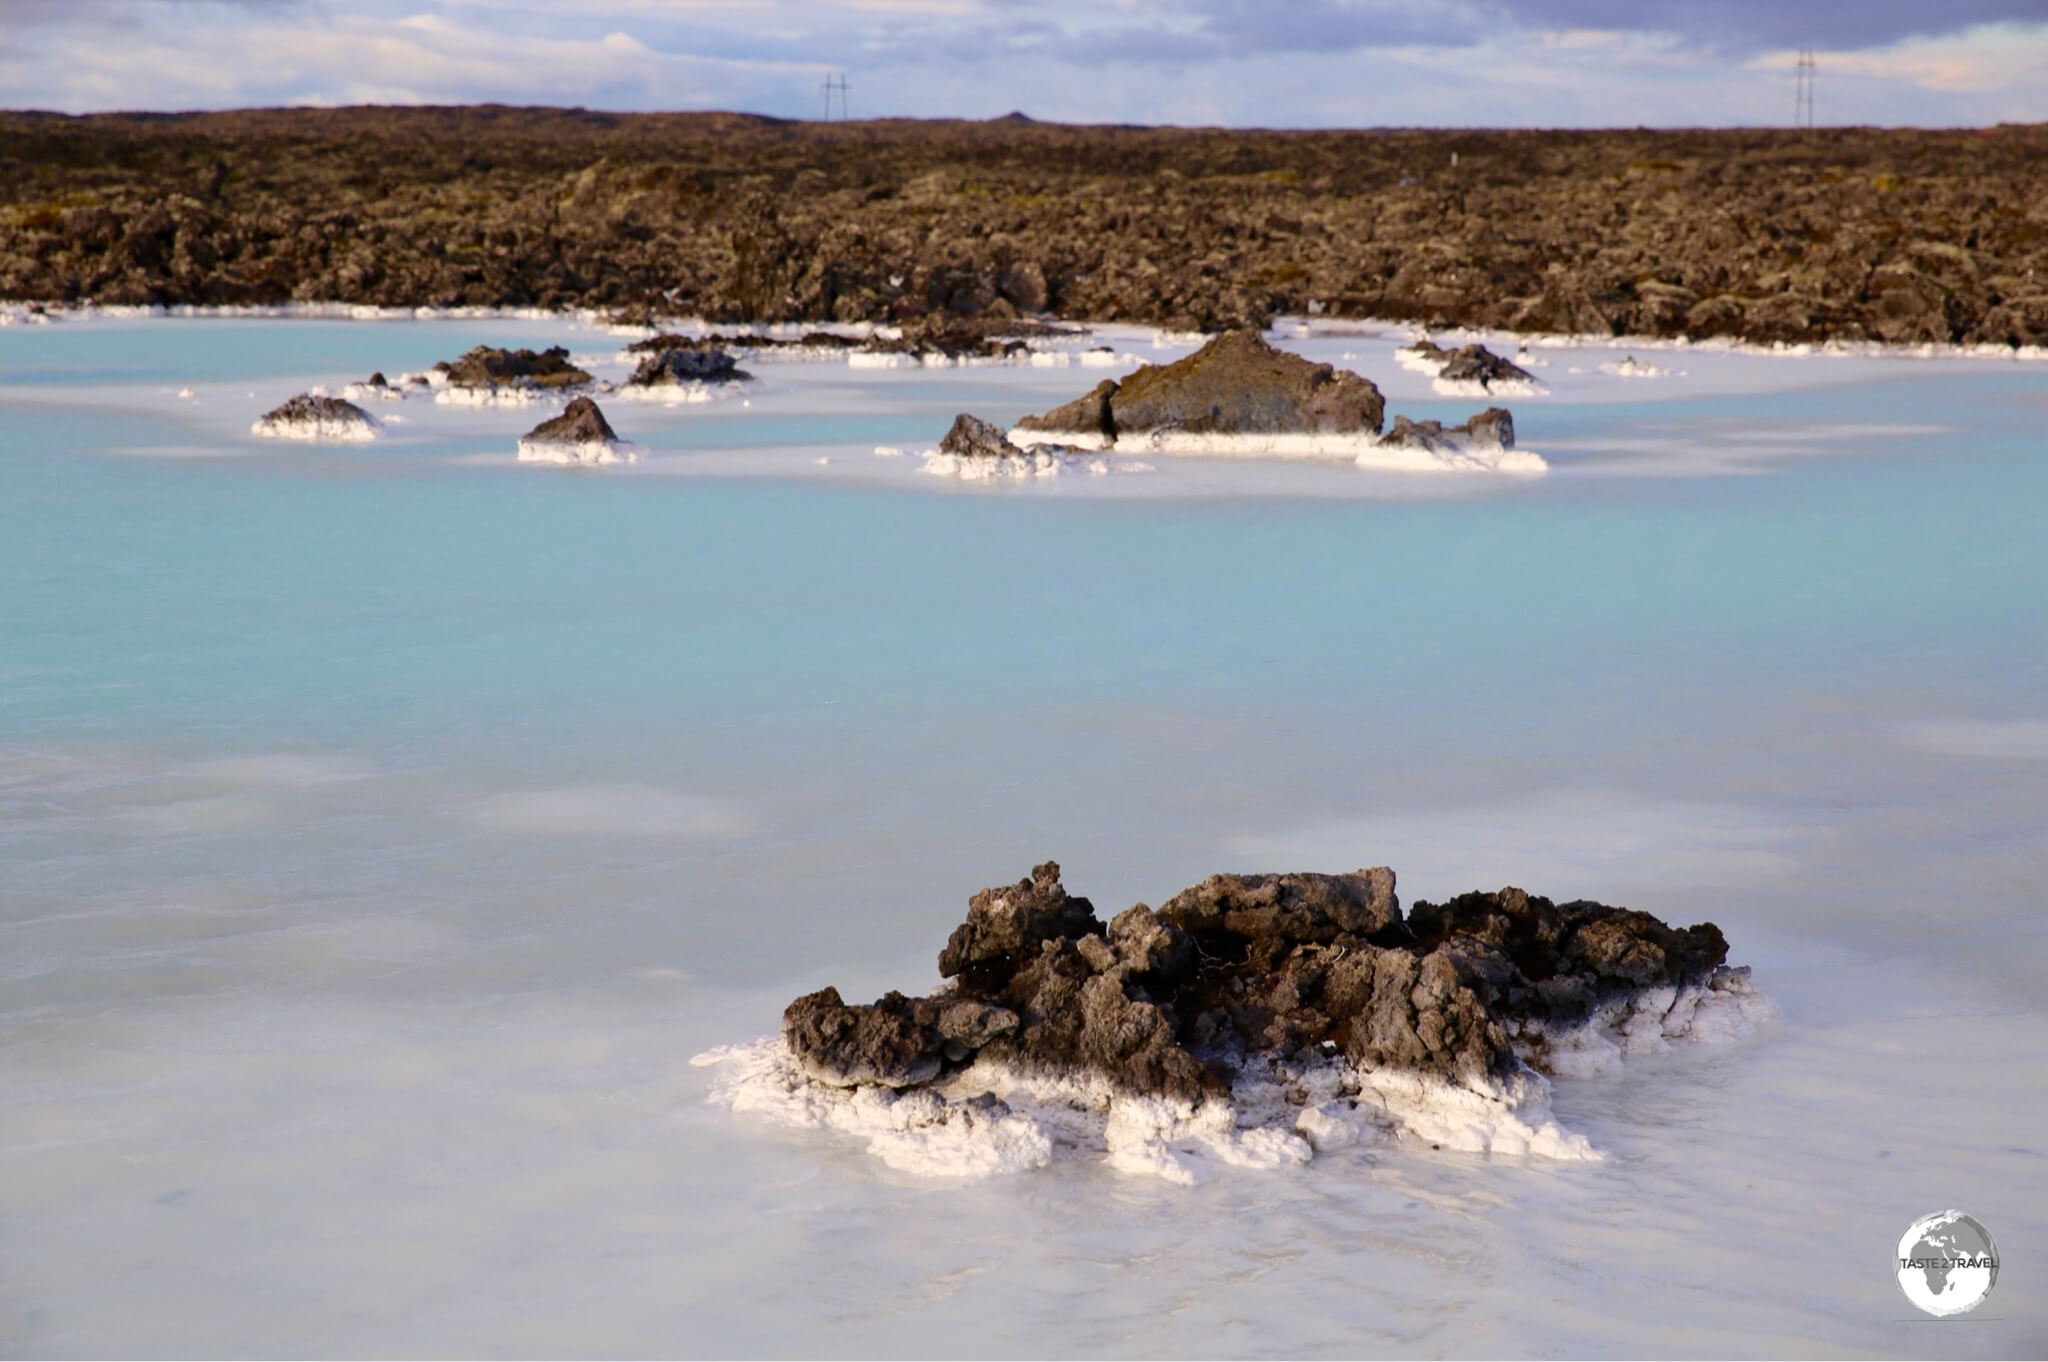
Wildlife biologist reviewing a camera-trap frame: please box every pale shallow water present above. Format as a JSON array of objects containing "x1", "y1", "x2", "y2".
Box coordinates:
[{"x1": 1, "y1": 316, "x2": 2045, "y2": 1358}]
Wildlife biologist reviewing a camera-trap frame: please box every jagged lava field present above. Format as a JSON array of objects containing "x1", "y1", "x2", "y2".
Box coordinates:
[{"x1": 3, "y1": 108, "x2": 2047, "y2": 344}]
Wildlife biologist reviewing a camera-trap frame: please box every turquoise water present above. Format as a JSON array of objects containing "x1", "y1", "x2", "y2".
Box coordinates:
[{"x1": 2, "y1": 317, "x2": 2044, "y2": 1357}]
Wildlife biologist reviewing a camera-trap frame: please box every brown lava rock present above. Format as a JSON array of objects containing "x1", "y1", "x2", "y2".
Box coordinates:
[
  {"x1": 1380, "y1": 408, "x2": 1516, "y2": 452},
  {"x1": 1017, "y1": 330, "x2": 1384, "y2": 443},
  {"x1": 256, "y1": 392, "x2": 371, "y2": 427},
  {"x1": 437, "y1": 344, "x2": 591, "y2": 390},
  {"x1": 935, "y1": 412, "x2": 1023, "y2": 460},
  {"x1": 520, "y1": 394, "x2": 618, "y2": 444},
  {"x1": 625, "y1": 345, "x2": 747, "y2": 385}
]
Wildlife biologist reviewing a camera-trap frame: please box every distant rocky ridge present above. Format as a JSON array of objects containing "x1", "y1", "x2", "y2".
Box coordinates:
[{"x1": 5, "y1": 108, "x2": 2046, "y2": 348}]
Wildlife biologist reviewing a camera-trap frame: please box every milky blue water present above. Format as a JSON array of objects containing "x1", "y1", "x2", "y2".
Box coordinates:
[{"x1": 2, "y1": 316, "x2": 2044, "y2": 1357}]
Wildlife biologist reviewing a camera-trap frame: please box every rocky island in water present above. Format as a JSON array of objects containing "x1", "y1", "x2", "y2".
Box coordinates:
[{"x1": 695, "y1": 861, "x2": 1769, "y2": 1182}]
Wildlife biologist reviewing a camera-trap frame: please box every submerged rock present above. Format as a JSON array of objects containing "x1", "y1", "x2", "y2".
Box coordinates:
[
  {"x1": 436, "y1": 344, "x2": 592, "y2": 392},
  {"x1": 1380, "y1": 407, "x2": 1516, "y2": 454},
  {"x1": 1016, "y1": 330, "x2": 1384, "y2": 446},
  {"x1": 515, "y1": 396, "x2": 635, "y2": 465},
  {"x1": 250, "y1": 392, "x2": 379, "y2": 442}
]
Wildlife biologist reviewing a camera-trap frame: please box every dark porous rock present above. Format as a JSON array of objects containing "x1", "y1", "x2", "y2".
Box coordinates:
[
  {"x1": 937, "y1": 860, "x2": 1101, "y2": 987},
  {"x1": 780, "y1": 859, "x2": 1741, "y2": 1100},
  {"x1": 973, "y1": 936, "x2": 1213, "y2": 1104},
  {"x1": 626, "y1": 346, "x2": 748, "y2": 386},
  {"x1": 1380, "y1": 407, "x2": 1516, "y2": 453},
  {"x1": 439, "y1": 344, "x2": 592, "y2": 390},
  {"x1": 520, "y1": 395, "x2": 619, "y2": 446},
  {"x1": 1434, "y1": 343, "x2": 1537, "y2": 390},
  {"x1": 627, "y1": 330, "x2": 858, "y2": 355},
  {"x1": 256, "y1": 392, "x2": 370, "y2": 425},
  {"x1": 861, "y1": 316, "x2": 1040, "y2": 362},
  {"x1": 251, "y1": 392, "x2": 378, "y2": 440},
  {"x1": 1016, "y1": 330, "x2": 1384, "y2": 444},
  {"x1": 1158, "y1": 869, "x2": 1400, "y2": 950},
  {"x1": 1016, "y1": 378, "x2": 1119, "y2": 441},
  {"x1": 782, "y1": 987, "x2": 944, "y2": 1088},
  {"x1": 936, "y1": 412, "x2": 1023, "y2": 460},
  {"x1": 1404, "y1": 887, "x2": 1729, "y2": 1023}
]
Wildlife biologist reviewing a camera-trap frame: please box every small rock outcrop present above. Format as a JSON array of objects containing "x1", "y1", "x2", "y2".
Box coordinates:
[
  {"x1": 626, "y1": 346, "x2": 749, "y2": 386},
  {"x1": 1016, "y1": 330, "x2": 1384, "y2": 445},
  {"x1": 1400, "y1": 340, "x2": 1540, "y2": 392},
  {"x1": 936, "y1": 412, "x2": 1025, "y2": 461},
  {"x1": 780, "y1": 860, "x2": 1741, "y2": 1103},
  {"x1": 855, "y1": 317, "x2": 1057, "y2": 364},
  {"x1": 341, "y1": 370, "x2": 408, "y2": 402},
  {"x1": 917, "y1": 412, "x2": 1124, "y2": 481},
  {"x1": 515, "y1": 396, "x2": 635, "y2": 465},
  {"x1": 250, "y1": 392, "x2": 379, "y2": 442},
  {"x1": 437, "y1": 344, "x2": 592, "y2": 392}
]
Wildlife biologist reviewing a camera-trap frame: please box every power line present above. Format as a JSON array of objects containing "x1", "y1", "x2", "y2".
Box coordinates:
[
  {"x1": 1794, "y1": 49, "x2": 1816, "y2": 129},
  {"x1": 821, "y1": 73, "x2": 850, "y2": 122}
]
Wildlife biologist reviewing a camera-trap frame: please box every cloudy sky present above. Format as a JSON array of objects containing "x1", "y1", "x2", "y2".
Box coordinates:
[{"x1": 3, "y1": 0, "x2": 2046, "y2": 126}]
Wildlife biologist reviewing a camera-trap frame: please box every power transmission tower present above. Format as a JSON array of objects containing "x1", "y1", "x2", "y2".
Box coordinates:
[
  {"x1": 821, "y1": 74, "x2": 850, "y2": 122},
  {"x1": 1794, "y1": 49, "x2": 1816, "y2": 128}
]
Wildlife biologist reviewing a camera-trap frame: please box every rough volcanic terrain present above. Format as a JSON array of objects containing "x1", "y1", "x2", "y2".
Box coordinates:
[{"x1": 3, "y1": 108, "x2": 2046, "y2": 346}]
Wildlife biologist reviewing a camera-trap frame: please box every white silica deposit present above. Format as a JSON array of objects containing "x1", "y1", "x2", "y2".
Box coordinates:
[
  {"x1": 916, "y1": 444, "x2": 1152, "y2": 481},
  {"x1": 1395, "y1": 344, "x2": 1449, "y2": 374},
  {"x1": 1358, "y1": 438, "x2": 1549, "y2": 475},
  {"x1": 515, "y1": 436, "x2": 642, "y2": 467},
  {"x1": 1517, "y1": 965, "x2": 1775, "y2": 1080},
  {"x1": 1009, "y1": 426, "x2": 1547, "y2": 474},
  {"x1": 693, "y1": 1041, "x2": 1581, "y2": 1183},
  {"x1": 1587, "y1": 356, "x2": 1686, "y2": 378},
  {"x1": 436, "y1": 383, "x2": 567, "y2": 408},
  {"x1": 341, "y1": 381, "x2": 410, "y2": 403},
  {"x1": 611, "y1": 381, "x2": 726, "y2": 406},
  {"x1": 1432, "y1": 375, "x2": 1548, "y2": 398}
]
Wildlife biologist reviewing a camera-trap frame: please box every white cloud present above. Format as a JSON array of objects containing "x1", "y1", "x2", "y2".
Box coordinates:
[
  {"x1": 1754, "y1": 21, "x2": 2048, "y2": 98},
  {"x1": 1897, "y1": 719, "x2": 2048, "y2": 759},
  {"x1": 1223, "y1": 788, "x2": 1814, "y2": 904},
  {"x1": 468, "y1": 784, "x2": 756, "y2": 841}
]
